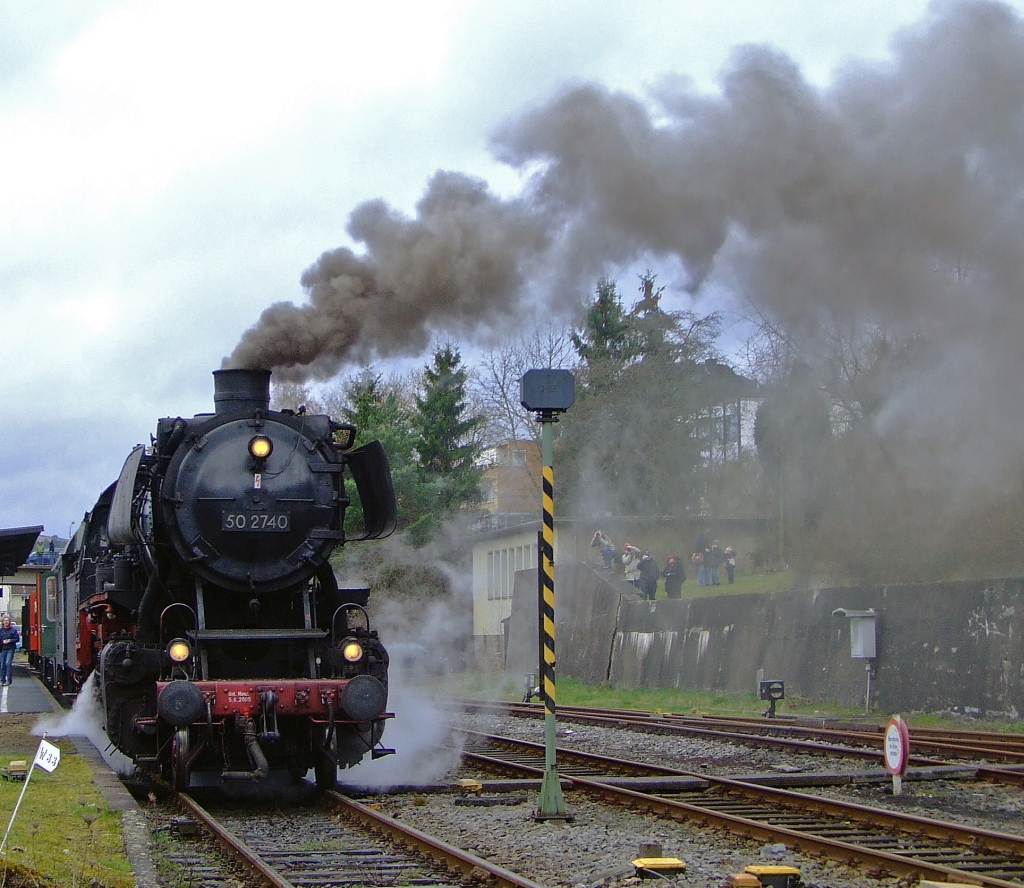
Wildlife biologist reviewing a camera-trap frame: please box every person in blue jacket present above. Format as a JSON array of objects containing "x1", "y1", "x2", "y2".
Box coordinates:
[{"x1": 0, "y1": 616, "x2": 20, "y2": 686}]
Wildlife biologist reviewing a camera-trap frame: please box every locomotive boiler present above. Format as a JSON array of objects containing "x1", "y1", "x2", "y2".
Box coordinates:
[{"x1": 60, "y1": 368, "x2": 397, "y2": 790}]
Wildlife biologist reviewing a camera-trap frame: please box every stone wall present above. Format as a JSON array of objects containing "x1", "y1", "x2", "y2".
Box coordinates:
[{"x1": 503, "y1": 563, "x2": 1024, "y2": 716}]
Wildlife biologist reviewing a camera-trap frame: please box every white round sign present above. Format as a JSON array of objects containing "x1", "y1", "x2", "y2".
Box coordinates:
[{"x1": 884, "y1": 716, "x2": 909, "y2": 775}]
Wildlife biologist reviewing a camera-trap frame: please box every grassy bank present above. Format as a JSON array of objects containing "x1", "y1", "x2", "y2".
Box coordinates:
[{"x1": 0, "y1": 713, "x2": 135, "y2": 887}]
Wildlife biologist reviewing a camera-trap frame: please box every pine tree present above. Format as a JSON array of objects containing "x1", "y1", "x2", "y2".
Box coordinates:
[
  {"x1": 560, "y1": 273, "x2": 725, "y2": 517},
  {"x1": 412, "y1": 344, "x2": 484, "y2": 523},
  {"x1": 338, "y1": 370, "x2": 434, "y2": 540}
]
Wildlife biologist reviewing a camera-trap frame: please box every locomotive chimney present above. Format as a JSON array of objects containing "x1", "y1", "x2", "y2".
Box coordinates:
[{"x1": 213, "y1": 368, "x2": 272, "y2": 415}]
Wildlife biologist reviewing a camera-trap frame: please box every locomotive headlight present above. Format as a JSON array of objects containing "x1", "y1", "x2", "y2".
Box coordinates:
[
  {"x1": 248, "y1": 435, "x2": 273, "y2": 460},
  {"x1": 341, "y1": 639, "x2": 364, "y2": 662},
  {"x1": 167, "y1": 639, "x2": 192, "y2": 663}
]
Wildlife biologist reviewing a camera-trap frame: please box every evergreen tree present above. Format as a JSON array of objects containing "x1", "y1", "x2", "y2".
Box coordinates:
[
  {"x1": 571, "y1": 278, "x2": 635, "y2": 374},
  {"x1": 560, "y1": 273, "x2": 725, "y2": 517},
  {"x1": 410, "y1": 344, "x2": 484, "y2": 539},
  {"x1": 338, "y1": 370, "x2": 435, "y2": 541}
]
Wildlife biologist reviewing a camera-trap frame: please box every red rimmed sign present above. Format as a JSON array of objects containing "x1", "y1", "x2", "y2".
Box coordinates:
[{"x1": 884, "y1": 714, "x2": 910, "y2": 795}]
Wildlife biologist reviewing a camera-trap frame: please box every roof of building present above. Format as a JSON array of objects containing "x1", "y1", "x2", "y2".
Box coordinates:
[{"x1": 0, "y1": 526, "x2": 44, "y2": 576}]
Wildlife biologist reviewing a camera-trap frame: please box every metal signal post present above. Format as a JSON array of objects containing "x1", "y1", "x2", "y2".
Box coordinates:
[{"x1": 520, "y1": 369, "x2": 574, "y2": 821}]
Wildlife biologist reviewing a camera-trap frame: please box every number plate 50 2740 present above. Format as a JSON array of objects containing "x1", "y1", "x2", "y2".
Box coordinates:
[{"x1": 222, "y1": 512, "x2": 291, "y2": 532}]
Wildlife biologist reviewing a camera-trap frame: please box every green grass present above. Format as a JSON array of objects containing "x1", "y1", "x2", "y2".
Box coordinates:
[
  {"x1": 660, "y1": 569, "x2": 795, "y2": 599},
  {"x1": 0, "y1": 715, "x2": 136, "y2": 887},
  {"x1": 612, "y1": 569, "x2": 795, "y2": 600}
]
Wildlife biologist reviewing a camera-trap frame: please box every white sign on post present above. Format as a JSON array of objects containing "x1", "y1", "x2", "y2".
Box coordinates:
[
  {"x1": 33, "y1": 740, "x2": 60, "y2": 774},
  {"x1": 883, "y1": 714, "x2": 910, "y2": 796},
  {"x1": 0, "y1": 736, "x2": 62, "y2": 855}
]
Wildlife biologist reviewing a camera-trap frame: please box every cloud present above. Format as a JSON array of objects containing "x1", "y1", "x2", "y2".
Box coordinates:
[{"x1": 0, "y1": 1, "x2": 464, "y2": 231}]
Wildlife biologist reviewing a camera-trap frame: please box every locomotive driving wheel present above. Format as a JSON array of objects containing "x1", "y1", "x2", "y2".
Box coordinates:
[
  {"x1": 314, "y1": 727, "x2": 337, "y2": 790},
  {"x1": 171, "y1": 727, "x2": 192, "y2": 792}
]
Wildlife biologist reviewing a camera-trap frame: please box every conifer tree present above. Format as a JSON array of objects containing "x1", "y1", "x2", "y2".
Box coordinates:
[
  {"x1": 339, "y1": 370, "x2": 434, "y2": 540},
  {"x1": 412, "y1": 343, "x2": 484, "y2": 524}
]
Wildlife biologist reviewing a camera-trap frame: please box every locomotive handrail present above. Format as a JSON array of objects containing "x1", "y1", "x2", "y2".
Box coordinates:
[
  {"x1": 158, "y1": 602, "x2": 198, "y2": 649},
  {"x1": 331, "y1": 604, "x2": 369, "y2": 650}
]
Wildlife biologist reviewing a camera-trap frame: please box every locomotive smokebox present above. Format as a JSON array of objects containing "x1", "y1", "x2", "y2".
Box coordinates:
[{"x1": 213, "y1": 368, "x2": 271, "y2": 415}]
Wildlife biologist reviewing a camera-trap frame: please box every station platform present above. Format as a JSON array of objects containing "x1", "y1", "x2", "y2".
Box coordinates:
[{"x1": 0, "y1": 659, "x2": 61, "y2": 715}]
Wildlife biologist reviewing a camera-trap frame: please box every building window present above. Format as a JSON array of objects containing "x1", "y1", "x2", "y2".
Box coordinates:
[
  {"x1": 724, "y1": 411, "x2": 740, "y2": 444},
  {"x1": 511, "y1": 449, "x2": 527, "y2": 467},
  {"x1": 486, "y1": 543, "x2": 539, "y2": 603}
]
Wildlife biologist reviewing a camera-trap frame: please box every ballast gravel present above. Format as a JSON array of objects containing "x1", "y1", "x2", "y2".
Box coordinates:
[
  {"x1": 452, "y1": 709, "x2": 1024, "y2": 835},
  {"x1": 358, "y1": 708, "x2": 1018, "y2": 888},
  {"x1": 456, "y1": 711, "x2": 879, "y2": 775},
  {"x1": 376, "y1": 790, "x2": 901, "y2": 888}
]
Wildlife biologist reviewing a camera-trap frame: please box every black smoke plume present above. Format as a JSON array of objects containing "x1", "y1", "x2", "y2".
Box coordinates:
[
  {"x1": 227, "y1": 172, "x2": 546, "y2": 381},
  {"x1": 228, "y1": 0, "x2": 1024, "y2": 496}
]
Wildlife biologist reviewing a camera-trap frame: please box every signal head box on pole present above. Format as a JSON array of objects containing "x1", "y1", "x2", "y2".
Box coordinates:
[{"x1": 520, "y1": 369, "x2": 575, "y2": 414}]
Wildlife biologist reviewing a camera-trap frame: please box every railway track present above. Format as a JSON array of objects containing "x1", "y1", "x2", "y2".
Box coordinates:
[
  {"x1": 458, "y1": 699, "x2": 1024, "y2": 784},
  {"x1": 167, "y1": 789, "x2": 544, "y2": 888},
  {"x1": 458, "y1": 729, "x2": 1024, "y2": 887}
]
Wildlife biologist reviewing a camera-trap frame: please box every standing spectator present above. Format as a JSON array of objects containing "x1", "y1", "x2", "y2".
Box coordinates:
[
  {"x1": 708, "y1": 540, "x2": 723, "y2": 586},
  {"x1": 724, "y1": 546, "x2": 737, "y2": 584},
  {"x1": 694, "y1": 528, "x2": 711, "y2": 586},
  {"x1": 663, "y1": 555, "x2": 686, "y2": 599},
  {"x1": 602, "y1": 536, "x2": 617, "y2": 571},
  {"x1": 637, "y1": 551, "x2": 660, "y2": 600},
  {"x1": 622, "y1": 545, "x2": 642, "y2": 587},
  {"x1": 591, "y1": 530, "x2": 616, "y2": 570},
  {"x1": 0, "y1": 616, "x2": 19, "y2": 685}
]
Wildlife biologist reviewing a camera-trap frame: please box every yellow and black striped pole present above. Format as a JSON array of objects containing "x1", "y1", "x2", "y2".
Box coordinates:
[
  {"x1": 536, "y1": 423, "x2": 569, "y2": 819},
  {"x1": 541, "y1": 464, "x2": 556, "y2": 712},
  {"x1": 519, "y1": 368, "x2": 574, "y2": 821}
]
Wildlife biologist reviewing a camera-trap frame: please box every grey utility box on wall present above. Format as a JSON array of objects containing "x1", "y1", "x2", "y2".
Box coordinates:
[{"x1": 832, "y1": 608, "x2": 877, "y2": 659}]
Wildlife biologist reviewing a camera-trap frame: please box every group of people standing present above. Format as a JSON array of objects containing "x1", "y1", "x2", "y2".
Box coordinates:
[
  {"x1": 592, "y1": 529, "x2": 737, "y2": 597},
  {"x1": 591, "y1": 531, "x2": 688, "y2": 600},
  {"x1": 692, "y1": 530, "x2": 736, "y2": 586}
]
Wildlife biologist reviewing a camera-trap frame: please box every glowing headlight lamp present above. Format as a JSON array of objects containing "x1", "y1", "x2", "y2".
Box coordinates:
[
  {"x1": 167, "y1": 638, "x2": 192, "y2": 664},
  {"x1": 248, "y1": 435, "x2": 273, "y2": 460},
  {"x1": 341, "y1": 639, "x2": 364, "y2": 663}
]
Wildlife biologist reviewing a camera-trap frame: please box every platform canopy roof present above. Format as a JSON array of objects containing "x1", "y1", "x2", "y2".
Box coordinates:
[{"x1": 0, "y1": 526, "x2": 43, "y2": 576}]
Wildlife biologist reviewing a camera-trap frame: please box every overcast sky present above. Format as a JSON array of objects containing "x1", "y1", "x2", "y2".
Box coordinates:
[{"x1": 1, "y1": 0, "x2": 1011, "y2": 539}]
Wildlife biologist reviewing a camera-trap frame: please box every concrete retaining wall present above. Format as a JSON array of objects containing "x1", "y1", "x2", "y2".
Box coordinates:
[
  {"x1": 505, "y1": 563, "x2": 643, "y2": 684},
  {"x1": 504, "y1": 563, "x2": 1024, "y2": 716}
]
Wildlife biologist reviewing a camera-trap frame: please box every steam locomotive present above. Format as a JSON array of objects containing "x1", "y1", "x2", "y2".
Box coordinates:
[{"x1": 34, "y1": 369, "x2": 397, "y2": 790}]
